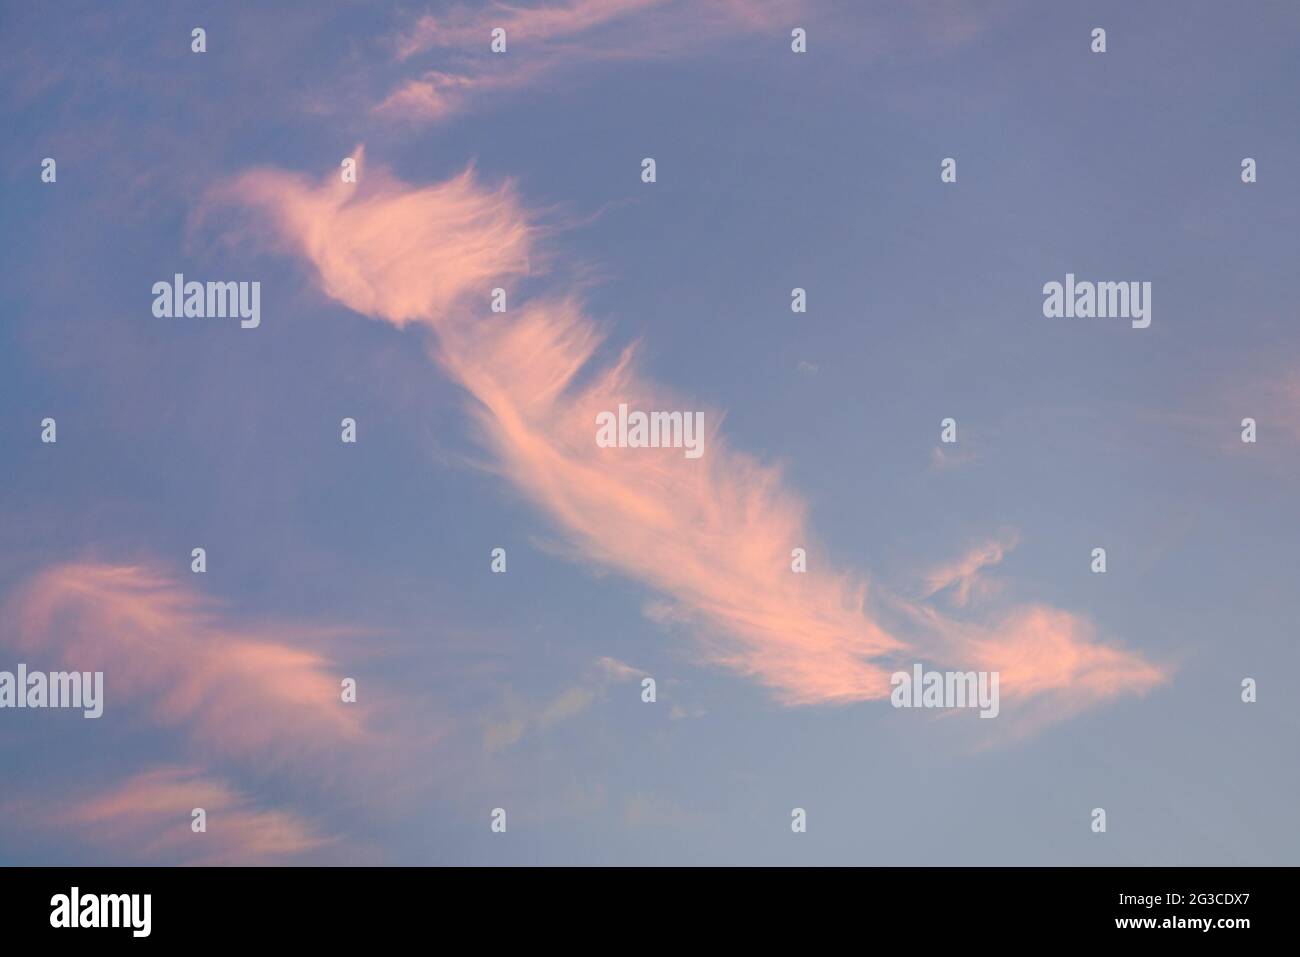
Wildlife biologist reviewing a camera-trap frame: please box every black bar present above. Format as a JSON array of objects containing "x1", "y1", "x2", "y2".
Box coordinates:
[{"x1": 0, "y1": 866, "x2": 1285, "y2": 943}]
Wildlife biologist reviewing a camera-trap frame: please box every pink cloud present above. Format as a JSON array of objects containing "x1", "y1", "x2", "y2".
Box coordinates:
[
  {"x1": 922, "y1": 532, "x2": 1020, "y2": 608},
  {"x1": 381, "y1": 0, "x2": 810, "y2": 123},
  {"x1": 5, "y1": 766, "x2": 334, "y2": 865},
  {"x1": 376, "y1": 1, "x2": 1012, "y2": 125},
  {"x1": 2, "y1": 561, "x2": 369, "y2": 768},
  {"x1": 374, "y1": 71, "x2": 482, "y2": 123},
  {"x1": 396, "y1": 0, "x2": 670, "y2": 59},
  {"x1": 212, "y1": 148, "x2": 536, "y2": 328},
  {"x1": 896, "y1": 599, "x2": 1170, "y2": 729},
  {"x1": 212, "y1": 153, "x2": 1167, "y2": 719}
]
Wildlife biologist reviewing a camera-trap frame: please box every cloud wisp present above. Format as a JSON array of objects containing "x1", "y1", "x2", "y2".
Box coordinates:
[
  {"x1": 3, "y1": 766, "x2": 335, "y2": 865},
  {"x1": 3, "y1": 561, "x2": 370, "y2": 768},
  {"x1": 922, "y1": 532, "x2": 1020, "y2": 608},
  {"x1": 378, "y1": 0, "x2": 808, "y2": 123}
]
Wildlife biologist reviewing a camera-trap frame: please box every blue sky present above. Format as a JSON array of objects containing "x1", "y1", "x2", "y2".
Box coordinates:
[{"x1": 1, "y1": 0, "x2": 1297, "y2": 865}]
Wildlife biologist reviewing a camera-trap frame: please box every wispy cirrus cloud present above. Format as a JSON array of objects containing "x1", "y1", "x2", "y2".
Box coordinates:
[
  {"x1": 210, "y1": 151, "x2": 1166, "y2": 720},
  {"x1": 0, "y1": 559, "x2": 449, "y2": 861},
  {"x1": 922, "y1": 531, "x2": 1020, "y2": 608},
  {"x1": 375, "y1": 0, "x2": 1013, "y2": 124},
  {"x1": 1136, "y1": 360, "x2": 1300, "y2": 460},
  {"x1": 2, "y1": 561, "x2": 369, "y2": 769},
  {"x1": 485, "y1": 656, "x2": 647, "y2": 751},
  {"x1": 378, "y1": 0, "x2": 808, "y2": 123},
  {"x1": 595, "y1": 655, "x2": 644, "y2": 682},
  {"x1": 930, "y1": 443, "x2": 979, "y2": 471},
  {"x1": 395, "y1": 0, "x2": 669, "y2": 59},
  {"x1": 4, "y1": 766, "x2": 335, "y2": 865}
]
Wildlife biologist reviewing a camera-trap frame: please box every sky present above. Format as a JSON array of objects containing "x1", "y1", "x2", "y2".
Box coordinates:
[{"x1": 1, "y1": 0, "x2": 1297, "y2": 866}]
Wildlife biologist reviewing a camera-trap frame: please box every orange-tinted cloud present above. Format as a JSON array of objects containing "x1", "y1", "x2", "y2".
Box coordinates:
[
  {"x1": 213, "y1": 148, "x2": 535, "y2": 328},
  {"x1": 897, "y1": 598, "x2": 1167, "y2": 719},
  {"x1": 6, "y1": 766, "x2": 334, "y2": 865},
  {"x1": 922, "y1": 532, "x2": 1019, "y2": 607},
  {"x1": 381, "y1": 0, "x2": 809, "y2": 123},
  {"x1": 377, "y1": 1, "x2": 1012, "y2": 124},
  {"x1": 2, "y1": 561, "x2": 368, "y2": 768},
  {"x1": 375, "y1": 71, "x2": 489, "y2": 124},
  {"x1": 213, "y1": 154, "x2": 1167, "y2": 718},
  {"x1": 396, "y1": 0, "x2": 669, "y2": 59}
]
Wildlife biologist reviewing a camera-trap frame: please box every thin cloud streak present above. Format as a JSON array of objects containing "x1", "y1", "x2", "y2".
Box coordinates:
[
  {"x1": 376, "y1": 0, "x2": 1011, "y2": 125},
  {"x1": 922, "y1": 532, "x2": 1020, "y2": 608},
  {"x1": 380, "y1": 0, "x2": 809, "y2": 123},
  {"x1": 4, "y1": 766, "x2": 335, "y2": 865},
  {"x1": 396, "y1": 0, "x2": 669, "y2": 59}
]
